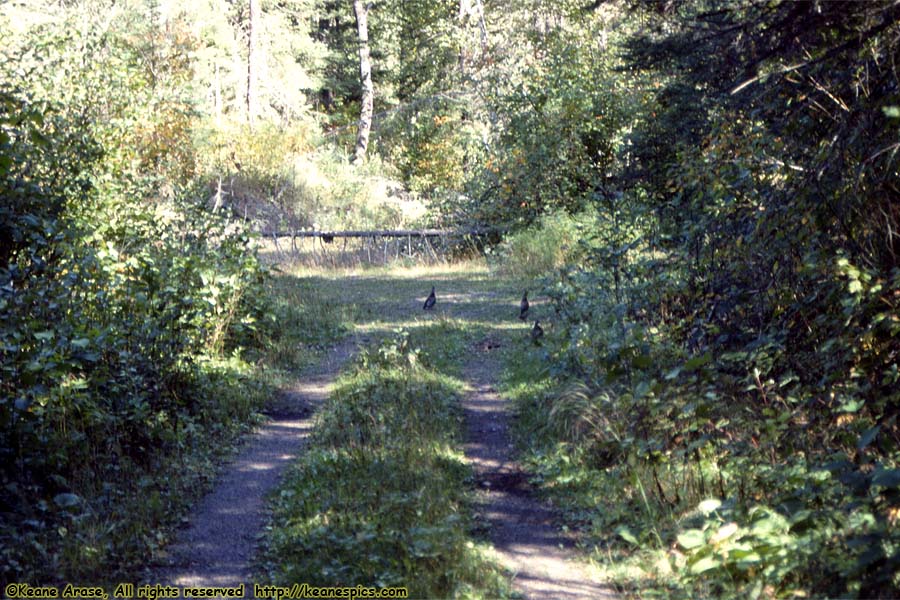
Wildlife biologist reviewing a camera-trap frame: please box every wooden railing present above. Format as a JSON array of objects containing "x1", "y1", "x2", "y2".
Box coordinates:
[
  {"x1": 258, "y1": 228, "x2": 501, "y2": 264},
  {"x1": 259, "y1": 228, "x2": 496, "y2": 240}
]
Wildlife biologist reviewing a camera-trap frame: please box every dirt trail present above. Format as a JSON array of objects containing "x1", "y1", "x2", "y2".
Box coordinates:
[
  {"x1": 463, "y1": 347, "x2": 616, "y2": 600},
  {"x1": 150, "y1": 267, "x2": 615, "y2": 599},
  {"x1": 151, "y1": 338, "x2": 358, "y2": 594}
]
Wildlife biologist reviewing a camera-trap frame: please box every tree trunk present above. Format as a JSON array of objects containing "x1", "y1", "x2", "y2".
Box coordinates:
[
  {"x1": 458, "y1": 0, "x2": 488, "y2": 77},
  {"x1": 474, "y1": 0, "x2": 488, "y2": 54},
  {"x1": 246, "y1": 0, "x2": 261, "y2": 125},
  {"x1": 352, "y1": 0, "x2": 374, "y2": 163},
  {"x1": 458, "y1": 0, "x2": 469, "y2": 76},
  {"x1": 214, "y1": 61, "x2": 222, "y2": 124}
]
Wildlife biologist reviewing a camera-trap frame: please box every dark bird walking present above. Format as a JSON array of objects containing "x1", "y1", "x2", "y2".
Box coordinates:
[
  {"x1": 531, "y1": 320, "x2": 543, "y2": 344},
  {"x1": 423, "y1": 286, "x2": 436, "y2": 310},
  {"x1": 519, "y1": 291, "x2": 529, "y2": 321}
]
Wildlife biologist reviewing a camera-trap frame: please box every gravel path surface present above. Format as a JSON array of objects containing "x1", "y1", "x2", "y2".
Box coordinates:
[
  {"x1": 463, "y1": 343, "x2": 617, "y2": 600},
  {"x1": 150, "y1": 339, "x2": 358, "y2": 595}
]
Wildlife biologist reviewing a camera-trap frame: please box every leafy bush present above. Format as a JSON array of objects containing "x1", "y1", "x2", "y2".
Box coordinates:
[
  {"x1": 495, "y1": 3, "x2": 900, "y2": 596},
  {"x1": 378, "y1": 102, "x2": 484, "y2": 197},
  {"x1": 0, "y1": 10, "x2": 273, "y2": 584},
  {"x1": 505, "y1": 204, "x2": 900, "y2": 597},
  {"x1": 457, "y1": 27, "x2": 623, "y2": 230}
]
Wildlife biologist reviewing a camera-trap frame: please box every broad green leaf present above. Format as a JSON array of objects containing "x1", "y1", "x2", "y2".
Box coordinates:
[
  {"x1": 839, "y1": 399, "x2": 864, "y2": 413},
  {"x1": 684, "y1": 353, "x2": 711, "y2": 371},
  {"x1": 871, "y1": 468, "x2": 900, "y2": 489},
  {"x1": 857, "y1": 425, "x2": 880, "y2": 450},
  {"x1": 698, "y1": 498, "x2": 722, "y2": 514},
  {"x1": 53, "y1": 493, "x2": 81, "y2": 508},
  {"x1": 665, "y1": 367, "x2": 681, "y2": 380},
  {"x1": 689, "y1": 555, "x2": 721, "y2": 574},
  {"x1": 730, "y1": 549, "x2": 762, "y2": 564},
  {"x1": 677, "y1": 528, "x2": 706, "y2": 550},
  {"x1": 711, "y1": 522, "x2": 739, "y2": 544},
  {"x1": 750, "y1": 515, "x2": 786, "y2": 536},
  {"x1": 615, "y1": 526, "x2": 639, "y2": 546}
]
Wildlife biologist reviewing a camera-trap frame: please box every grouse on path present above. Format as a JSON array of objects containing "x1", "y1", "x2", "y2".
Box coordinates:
[
  {"x1": 423, "y1": 286, "x2": 436, "y2": 310},
  {"x1": 519, "y1": 291, "x2": 529, "y2": 321},
  {"x1": 531, "y1": 320, "x2": 544, "y2": 344}
]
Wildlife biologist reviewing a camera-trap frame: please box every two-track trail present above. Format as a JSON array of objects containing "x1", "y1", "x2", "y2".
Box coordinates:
[
  {"x1": 352, "y1": 265, "x2": 615, "y2": 599},
  {"x1": 150, "y1": 264, "x2": 615, "y2": 599}
]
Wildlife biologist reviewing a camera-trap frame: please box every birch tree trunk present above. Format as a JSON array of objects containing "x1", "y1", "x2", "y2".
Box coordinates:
[
  {"x1": 351, "y1": 0, "x2": 374, "y2": 163},
  {"x1": 474, "y1": 0, "x2": 488, "y2": 54},
  {"x1": 246, "y1": 0, "x2": 261, "y2": 125}
]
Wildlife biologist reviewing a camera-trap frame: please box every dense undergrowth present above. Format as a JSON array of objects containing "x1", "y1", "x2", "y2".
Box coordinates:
[
  {"x1": 478, "y1": 3, "x2": 900, "y2": 598},
  {"x1": 1, "y1": 9, "x2": 286, "y2": 585},
  {"x1": 501, "y1": 210, "x2": 900, "y2": 597},
  {"x1": 259, "y1": 326, "x2": 510, "y2": 598},
  {"x1": 0, "y1": 83, "x2": 273, "y2": 583}
]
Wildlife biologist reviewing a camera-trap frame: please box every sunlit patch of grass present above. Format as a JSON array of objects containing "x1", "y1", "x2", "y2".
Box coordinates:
[
  {"x1": 275, "y1": 259, "x2": 537, "y2": 339},
  {"x1": 281, "y1": 258, "x2": 495, "y2": 286},
  {"x1": 268, "y1": 252, "x2": 493, "y2": 280}
]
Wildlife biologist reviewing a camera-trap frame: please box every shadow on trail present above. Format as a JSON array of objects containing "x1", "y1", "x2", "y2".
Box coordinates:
[{"x1": 462, "y1": 351, "x2": 617, "y2": 600}]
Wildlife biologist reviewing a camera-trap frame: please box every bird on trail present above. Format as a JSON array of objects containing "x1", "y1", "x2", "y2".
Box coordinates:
[
  {"x1": 519, "y1": 291, "x2": 529, "y2": 321},
  {"x1": 531, "y1": 320, "x2": 544, "y2": 344},
  {"x1": 423, "y1": 286, "x2": 436, "y2": 310}
]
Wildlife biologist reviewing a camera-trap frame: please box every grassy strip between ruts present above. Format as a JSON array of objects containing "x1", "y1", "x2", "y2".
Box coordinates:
[{"x1": 257, "y1": 323, "x2": 512, "y2": 599}]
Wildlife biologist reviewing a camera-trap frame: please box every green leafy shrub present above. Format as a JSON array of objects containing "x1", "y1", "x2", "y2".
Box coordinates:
[
  {"x1": 0, "y1": 10, "x2": 273, "y2": 584},
  {"x1": 379, "y1": 102, "x2": 484, "y2": 196},
  {"x1": 503, "y1": 163, "x2": 900, "y2": 597},
  {"x1": 458, "y1": 29, "x2": 623, "y2": 230}
]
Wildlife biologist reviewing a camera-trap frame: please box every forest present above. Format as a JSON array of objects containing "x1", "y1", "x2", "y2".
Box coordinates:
[{"x1": 2, "y1": 0, "x2": 899, "y2": 597}]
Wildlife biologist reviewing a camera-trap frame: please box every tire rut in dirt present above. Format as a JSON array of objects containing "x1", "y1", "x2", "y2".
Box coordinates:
[{"x1": 462, "y1": 344, "x2": 616, "y2": 600}]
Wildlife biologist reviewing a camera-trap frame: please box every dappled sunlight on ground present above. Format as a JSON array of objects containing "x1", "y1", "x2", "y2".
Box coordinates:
[
  {"x1": 279, "y1": 260, "x2": 546, "y2": 338},
  {"x1": 353, "y1": 319, "x2": 531, "y2": 333}
]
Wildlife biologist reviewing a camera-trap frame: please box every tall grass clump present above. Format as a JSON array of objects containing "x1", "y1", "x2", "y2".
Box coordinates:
[
  {"x1": 491, "y1": 210, "x2": 591, "y2": 281},
  {"x1": 197, "y1": 118, "x2": 428, "y2": 234}
]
